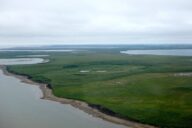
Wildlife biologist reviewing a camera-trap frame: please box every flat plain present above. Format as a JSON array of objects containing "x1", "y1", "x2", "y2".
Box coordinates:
[{"x1": 3, "y1": 48, "x2": 192, "y2": 128}]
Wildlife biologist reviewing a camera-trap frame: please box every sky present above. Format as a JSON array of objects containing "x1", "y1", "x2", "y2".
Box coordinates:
[{"x1": 0, "y1": 0, "x2": 192, "y2": 47}]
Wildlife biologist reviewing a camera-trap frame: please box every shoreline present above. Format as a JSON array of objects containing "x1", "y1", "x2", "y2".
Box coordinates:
[{"x1": 0, "y1": 65, "x2": 157, "y2": 128}]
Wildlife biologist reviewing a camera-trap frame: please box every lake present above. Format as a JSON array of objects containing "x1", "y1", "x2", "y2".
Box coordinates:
[
  {"x1": 0, "y1": 50, "x2": 74, "y2": 52},
  {"x1": 121, "y1": 49, "x2": 192, "y2": 56},
  {"x1": 0, "y1": 58, "x2": 45, "y2": 65},
  {"x1": 0, "y1": 59, "x2": 127, "y2": 128}
]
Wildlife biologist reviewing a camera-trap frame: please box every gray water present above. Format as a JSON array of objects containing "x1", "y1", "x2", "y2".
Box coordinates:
[
  {"x1": 0, "y1": 49, "x2": 74, "y2": 52},
  {"x1": 0, "y1": 59, "x2": 127, "y2": 128},
  {"x1": 0, "y1": 58, "x2": 45, "y2": 65},
  {"x1": 17, "y1": 55, "x2": 49, "y2": 57},
  {"x1": 121, "y1": 49, "x2": 192, "y2": 56}
]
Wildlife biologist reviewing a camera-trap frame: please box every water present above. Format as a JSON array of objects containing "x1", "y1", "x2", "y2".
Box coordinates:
[
  {"x1": 121, "y1": 49, "x2": 192, "y2": 56},
  {"x1": 0, "y1": 50, "x2": 74, "y2": 52},
  {"x1": 0, "y1": 59, "x2": 127, "y2": 128},
  {"x1": 17, "y1": 55, "x2": 49, "y2": 57},
  {"x1": 0, "y1": 58, "x2": 45, "y2": 65}
]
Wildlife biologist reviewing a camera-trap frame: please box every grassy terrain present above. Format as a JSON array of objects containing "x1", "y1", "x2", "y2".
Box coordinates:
[{"x1": 4, "y1": 51, "x2": 192, "y2": 128}]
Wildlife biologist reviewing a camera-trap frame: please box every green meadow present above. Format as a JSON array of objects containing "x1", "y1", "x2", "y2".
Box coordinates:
[{"x1": 6, "y1": 51, "x2": 192, "y2": 128}]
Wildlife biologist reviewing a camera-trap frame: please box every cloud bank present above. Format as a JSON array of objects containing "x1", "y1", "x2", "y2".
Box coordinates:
[{"x1": 0, "y1": 0, "x2": 192, "y2": 47}]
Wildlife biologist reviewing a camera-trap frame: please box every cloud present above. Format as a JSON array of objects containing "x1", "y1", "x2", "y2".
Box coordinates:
[{"x1": 0, "y1": 0, "x2": 192, "y2": 46}]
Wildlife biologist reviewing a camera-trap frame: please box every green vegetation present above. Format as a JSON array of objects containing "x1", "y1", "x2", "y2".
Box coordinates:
[{"x1": 5, "y1": 51, "x2": 192, "y2": 128}]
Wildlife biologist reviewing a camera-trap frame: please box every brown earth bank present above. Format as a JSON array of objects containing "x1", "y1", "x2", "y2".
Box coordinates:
[{"x1": 0, "y1": 65, "x2": 157, "y2": 128}]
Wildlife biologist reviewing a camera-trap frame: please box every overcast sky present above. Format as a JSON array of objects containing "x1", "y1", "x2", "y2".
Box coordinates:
[{"x1": 0, "y1": 0, "x2": 192, "y2": 47}]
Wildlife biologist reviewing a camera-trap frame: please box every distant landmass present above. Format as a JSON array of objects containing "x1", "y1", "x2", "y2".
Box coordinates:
[{"x1": 2, "y1": 44, "x2": 192, "y2": 50}]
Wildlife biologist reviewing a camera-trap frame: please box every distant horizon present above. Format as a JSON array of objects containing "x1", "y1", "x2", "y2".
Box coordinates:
[{"x1": 1, "y1": 43, "x2": 192, "y2": 49}]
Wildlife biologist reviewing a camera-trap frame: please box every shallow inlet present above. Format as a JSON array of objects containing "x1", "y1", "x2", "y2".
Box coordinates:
[
  {"x1": 0, "y1": 58, "x2": 128, "y2": 128},
  {"x1": 0, "y1": 58, "x2": 45, "y2": 65},
  {"x1": 121, "y1": 49, "x2": 192, "y2": 56}
]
